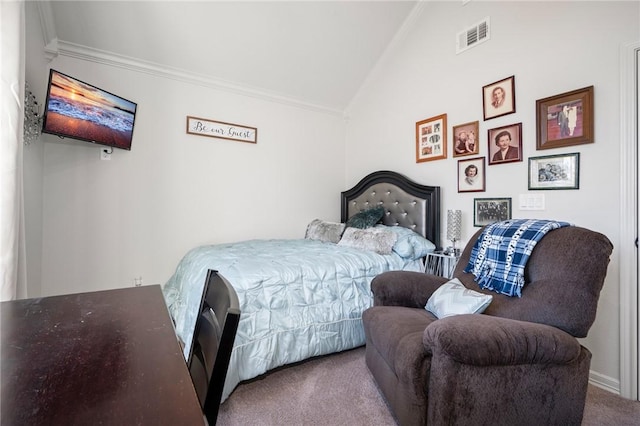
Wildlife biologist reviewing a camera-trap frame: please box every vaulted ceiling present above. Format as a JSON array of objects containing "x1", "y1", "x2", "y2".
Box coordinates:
[{"x1": 40, "y1": 1, "x2": 420, "y2": 113}]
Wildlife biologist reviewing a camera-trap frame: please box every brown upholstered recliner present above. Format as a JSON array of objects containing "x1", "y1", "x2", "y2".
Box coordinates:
[{"x1": 362, "y1": 226, "x2": 613, "y2": 426}]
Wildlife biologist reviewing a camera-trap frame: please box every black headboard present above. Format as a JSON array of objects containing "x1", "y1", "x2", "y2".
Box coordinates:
[{"x1": 340, "y1": 170, "x2": 441, "y2": 249}]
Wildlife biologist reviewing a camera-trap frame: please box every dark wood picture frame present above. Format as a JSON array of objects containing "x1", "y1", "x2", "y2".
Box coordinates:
[
  {"x1": 473, "y1": 197, "x2": 512, "y2": 227},
  {"x1": 416, "y1": 114, "x2": 447, "y2": 162},
  {"x1": 487, "y1": 122, "x2": 523, "y2": 165},
  {"x1": 482, "y1": 75, "x2": 516, "y2": 121},
  {"x1": 535, "y1": 86, "x2": 594, "y2": 150},
  {"x1": 528, "y1": 152, "x2": 580, "y2": 190},
  {"x1": 452, "y1": 121, "x2": 480, "y2": 157},
  {"x1": 457, "y1": 156, "x2": 486, "y2": 193}
]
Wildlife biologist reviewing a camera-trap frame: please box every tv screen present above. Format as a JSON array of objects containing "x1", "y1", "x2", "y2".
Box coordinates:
[{"x1": 41, "y1": 69, "x2": 137, "y2": 150}]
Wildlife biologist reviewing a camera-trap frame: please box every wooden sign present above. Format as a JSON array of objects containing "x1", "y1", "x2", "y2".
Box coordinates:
[{"x1": 186, "y1": 116, "x2": 257, "y2": 144}]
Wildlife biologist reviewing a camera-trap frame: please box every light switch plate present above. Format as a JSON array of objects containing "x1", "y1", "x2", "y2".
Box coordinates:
[{"x1": 519, "y1": 194, "x2": 545, "y2": 210}]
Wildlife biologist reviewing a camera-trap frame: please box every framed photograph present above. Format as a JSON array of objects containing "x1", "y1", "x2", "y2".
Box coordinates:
[
  {"x1": 474, "y1": 197, "x2": 512, "y2": 227},
  {"x1": 528, "y1": 152, "x2": 580, "y2": 190},
  {"x1": 458, "y1": 156, "x2": 486, "y2": 193},
  {"x1": 487, "y1": 122, "x2": 523, "y2": 165},
  {"x1": 535, "y1": 86, "x2": 594, "y2": 150},
  {"x1": 416, "y1": 114, "x2": 447, "y2": 162},
  {"x1": 482, "y1": 75, "x2": 516, "y2": 120},
  {"x1": 452, "y1": 121, "x2": 480, "y2": 157}
]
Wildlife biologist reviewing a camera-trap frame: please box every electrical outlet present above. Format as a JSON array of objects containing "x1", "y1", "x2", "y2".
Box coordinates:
[
  {"x1": 100, "y1": 148, "x2": 111, "y2": 160},
  {"x1": 133, "y1": 276, "x2": 143, "y2": 287}
]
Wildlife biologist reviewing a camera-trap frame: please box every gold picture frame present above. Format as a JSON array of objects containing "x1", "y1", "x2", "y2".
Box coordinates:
[
  {"x1": 416, "y1": 114, "x2": 447, "y2": 162},
  {"x1": 452, "y1": 121, "x2": 480, "y2": 157}
]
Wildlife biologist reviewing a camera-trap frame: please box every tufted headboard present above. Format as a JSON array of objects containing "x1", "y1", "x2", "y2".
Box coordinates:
[{"x1": 341, "y1": 170, "x2": 441, "y2": 249}]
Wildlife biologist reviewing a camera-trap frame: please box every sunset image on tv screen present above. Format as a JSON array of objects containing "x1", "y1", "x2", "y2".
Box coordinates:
[{"x1": 43, "y1": 71, "x2": 137, "y2": 150}]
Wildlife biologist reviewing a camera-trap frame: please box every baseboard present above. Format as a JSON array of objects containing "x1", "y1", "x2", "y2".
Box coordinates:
[{"x1": 589, "y1": 370, "x2": 620, "y2": 395}]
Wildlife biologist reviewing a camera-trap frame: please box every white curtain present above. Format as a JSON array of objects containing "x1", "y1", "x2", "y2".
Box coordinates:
[{"x1": 1, "y1": 1, "x2": 26, "y2": 301}]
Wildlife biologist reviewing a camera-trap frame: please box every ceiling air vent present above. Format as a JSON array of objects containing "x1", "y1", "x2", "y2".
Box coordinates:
[{"x1": 456, "y1": 17, "x2": 490, "y2": 54}]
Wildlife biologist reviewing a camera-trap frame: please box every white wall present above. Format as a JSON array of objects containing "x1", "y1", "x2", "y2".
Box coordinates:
[
  {"x1": 345, "y1": 1, "x2": 639, "y2": 392},
  {"x1": 25, "y1": 36, "x2": 347, "y2": 296},
  {"x1": 24, "y1": 2, "x2": 48, "y2": 298}
]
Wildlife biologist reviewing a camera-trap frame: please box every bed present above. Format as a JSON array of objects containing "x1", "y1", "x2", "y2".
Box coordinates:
[{"x1": 163, "y1": 170, "x2": 440, "y2": 401}]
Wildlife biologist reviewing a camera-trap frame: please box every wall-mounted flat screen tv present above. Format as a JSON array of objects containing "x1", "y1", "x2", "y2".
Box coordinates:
[{"x1": 41, "y1": 69, "x2": 137, "y2": 150}]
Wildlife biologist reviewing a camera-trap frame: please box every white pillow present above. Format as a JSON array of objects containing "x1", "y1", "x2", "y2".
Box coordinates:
[
  {"x1": 425, "y1": 278, "x2": 493, "y2": 319},
  {"x1": 338, "y1": 227, "x2": 398, "y2": 255}
]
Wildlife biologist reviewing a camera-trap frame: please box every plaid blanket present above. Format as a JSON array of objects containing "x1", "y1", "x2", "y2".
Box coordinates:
[{"x1": 463, "y1": 219, "x2": 572, "y2": 297}]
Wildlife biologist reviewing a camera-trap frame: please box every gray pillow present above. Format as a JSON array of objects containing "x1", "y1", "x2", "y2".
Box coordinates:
[
  {"x1": 337, "y1": 227, "x2": 398, "y2": 255},
  {"x1": 345, "y1": 206, "x2": 385, "y2": 229},
  {"x1": 305, "y1": 219, "x2": 345, "y2": 244}
]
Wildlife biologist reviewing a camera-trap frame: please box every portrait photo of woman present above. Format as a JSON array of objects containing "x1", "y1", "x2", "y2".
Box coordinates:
[
  {"x1": 488, "y1": 123, "x2": 523, "y2": 165},
  {"x1": 458, "y1": 157, "x2": 486, "y2": 193}
]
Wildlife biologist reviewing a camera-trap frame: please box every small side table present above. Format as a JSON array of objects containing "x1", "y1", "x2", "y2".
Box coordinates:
[{"x1": 425, "y1": 251, "x2": 461, "y2": 279}]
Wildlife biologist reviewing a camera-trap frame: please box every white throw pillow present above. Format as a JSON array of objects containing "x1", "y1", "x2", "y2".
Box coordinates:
[{"x1": 425, "y1": 278, "x2": 493, "y2": 319}]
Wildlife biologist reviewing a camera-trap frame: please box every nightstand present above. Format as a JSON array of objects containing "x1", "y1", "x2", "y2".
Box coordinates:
[{"x1": 424, "y1": 251, "x2": 461, "y2": 279}]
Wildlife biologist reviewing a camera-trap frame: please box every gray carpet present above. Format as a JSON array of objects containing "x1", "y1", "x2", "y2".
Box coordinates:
[{"x1": 218, "y1": 347, "x2": 640, "y2": 425}]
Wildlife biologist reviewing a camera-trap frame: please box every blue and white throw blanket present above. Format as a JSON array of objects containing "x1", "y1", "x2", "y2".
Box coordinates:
[{"x1": 464, "y1": 219, "x2": 572, "y2": 297}]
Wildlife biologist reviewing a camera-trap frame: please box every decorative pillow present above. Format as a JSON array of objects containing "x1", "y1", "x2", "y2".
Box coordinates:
[
  {"x1": 337, "y1": 227, "x2": 398, "y2": 255},
  {"x1": 305, "y1": 219, "x2": 345, "y2": 244},
  {"x1": 345, "y1": 206, "x2": 385, "y2": 229},
  {"x1": 375, "y1": 225, "x2": 436, "y2": 259},
  {"x1": 425, "y1": 278, "x2": 493, "y2": 319}
]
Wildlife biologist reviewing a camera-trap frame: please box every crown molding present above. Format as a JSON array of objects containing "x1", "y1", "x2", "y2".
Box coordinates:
[
  {"x1": 35, "y1": 1, "x2": 58, "y2": 61},
  {"x1": 42, "y1": 38, "x2": 344, "y2": 117},
  {"x1": 36, "y1": 1, "x2": 56, "y2": 47}
]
